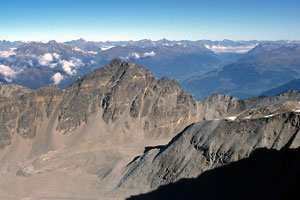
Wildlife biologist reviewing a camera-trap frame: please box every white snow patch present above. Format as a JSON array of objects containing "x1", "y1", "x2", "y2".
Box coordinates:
[
  {"x1": 101, "y1": 46, "x2": 115, "y2": 51},
  {"x1": 244, "y1": 116, "x2": 252, "y2": 119},
  {"x1": 226, "y1": 116, "x2": 236, "y2": 121},
  {"x1": 51, "y1": 72, "x2": 64, "y2": 85},
  {"x1": 88, "y1": 51, "x2": 98, "y2": 54},
  {"x1": 143, "y1": 51, "x2": 156, "y2": 57},
  {"x1": 294, "y1": 109, "x2": 300, "y2": 113},
  {"x1": 264, "y1": 113, "x2": 278, "y2": 118}
]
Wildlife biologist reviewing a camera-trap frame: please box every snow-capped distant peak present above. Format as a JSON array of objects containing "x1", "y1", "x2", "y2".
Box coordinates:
[
  {"x1": 101, "y1": 46, "x2": 115, "y2": 51},
  {"x1": 88, "y1": 51, "x2": 98, "y2": 54},
  {"x1": 143, "y1": 51, "x2": 156, "y2": 57}
]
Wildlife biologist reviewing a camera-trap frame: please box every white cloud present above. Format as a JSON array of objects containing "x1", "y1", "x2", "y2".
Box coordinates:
[
  {"x1": 0, "y1": 64, "x2": 18, "y2": 82},
  {"x1": 39, "y1": 53, "x2": 53, "y2": 66},
  {"x1": 72, "y1": 47, "x2": 86, "y2": 54},
  {"x1": 39, "y1": 53, "x2": 61, "y2": 66},
  {"x1": 53, "y1": 53, "x2": 60, "y2": 59},
  {"x1": 51, "y1": 72, "x2": 64, "y2": 85},
  {"x1": 0, "y1": 50, "x2": 16, "y2": 58},
  {"x1": 132, "y1": 52, "x2": 140, "y2": 59},
  {"x1": 143, "y1": 51, "x2": 156, "y2": 57},
  {"x1": 49, "y1": 63, "x2": 57, "y2": 68},
  {"x1": 43, "y1": 53, "x2": 53, "y2": 62},
  {"x1": 60, "y1": 58, "x2": 83, "y2": 75},
  {"x1": 205, "y1": 45, "x2": 257, "y2": 54}
]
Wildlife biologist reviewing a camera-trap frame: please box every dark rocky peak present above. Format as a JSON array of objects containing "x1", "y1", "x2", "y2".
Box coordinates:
[
  {"x1": 65, "y1": 59, "x2": 153, "y2": 93},
  {"x1": 56, "y1": 60, "x2": 198, "y2": 135},
  {"x1": 47, "y1": 40, "x2": 58, "y2": 45},
  {"x1": 157, "y1": 77, "x2": 181, "y2": 93},
  {"x1": 203, "y1": 93, "x2": 237, "y2": 102}
]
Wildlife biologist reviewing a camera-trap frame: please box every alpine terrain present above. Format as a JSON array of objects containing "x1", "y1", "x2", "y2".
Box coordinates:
[{"x1": 0, "y1": 59, "x2": 300, "y2": 199}]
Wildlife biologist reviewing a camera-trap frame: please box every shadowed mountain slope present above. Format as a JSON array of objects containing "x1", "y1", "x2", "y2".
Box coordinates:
[{"x1": 127, "y1": 147, "x2": 300, "y2": 200}]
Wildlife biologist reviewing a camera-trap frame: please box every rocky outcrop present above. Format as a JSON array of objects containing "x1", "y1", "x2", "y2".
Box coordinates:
[{"x1": 0, "y1": 82, "x2": 31, "y2": 101}]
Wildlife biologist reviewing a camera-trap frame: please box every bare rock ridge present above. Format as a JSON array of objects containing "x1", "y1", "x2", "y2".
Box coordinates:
[
  {"x1": 2, "y1": 59, "x2": 300, "y2": 150},
  {"x1": 120, "y1": 108, "x2": 300, "y2": 195},
  {"x1": 0, "y1": 82, "x2": 31, "y2": 100}
]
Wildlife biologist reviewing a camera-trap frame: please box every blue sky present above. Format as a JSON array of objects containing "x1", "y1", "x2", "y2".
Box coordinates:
[{"x1": 0, "y1": 0, "x2": 300, "y2": 41}]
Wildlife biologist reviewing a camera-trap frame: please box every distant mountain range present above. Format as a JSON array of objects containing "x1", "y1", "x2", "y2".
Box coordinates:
[
  {"x1": 261, "y1": 79, "x2": 300, "y2": 96},
  {"x1": 0, "y1": 38, "x2": 259, "y2": 90},
  {"x1": 1, "y1": 39, "x2": 300, "y2": 99},
  {"x1": 181, "y1": 42, "x2": 300, "y2": 99}
]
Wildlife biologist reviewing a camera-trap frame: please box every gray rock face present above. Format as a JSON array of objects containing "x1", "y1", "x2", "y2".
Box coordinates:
[
  {"x1": 56, "y1": 59, "x2": 198, "y2": 137},
  {"x1": 0, "y1": 84, "x2": 63, "y2": 148},
  {"x1": 119, "y1": 107, "x2": 300, "y2": 193},
  {"x1": 0, "y1": 82, "x2": 31, "y2": 101}
]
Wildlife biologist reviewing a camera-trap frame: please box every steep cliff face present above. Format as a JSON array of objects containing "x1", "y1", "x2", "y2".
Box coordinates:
[{"x1": 0, "y1": 84, "x2": 62, "y2": 149}]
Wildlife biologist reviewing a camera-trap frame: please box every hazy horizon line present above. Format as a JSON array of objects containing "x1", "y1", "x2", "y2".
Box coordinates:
[{"x1": 1, "y1": 38, "x2": 300, "y2": 43}]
